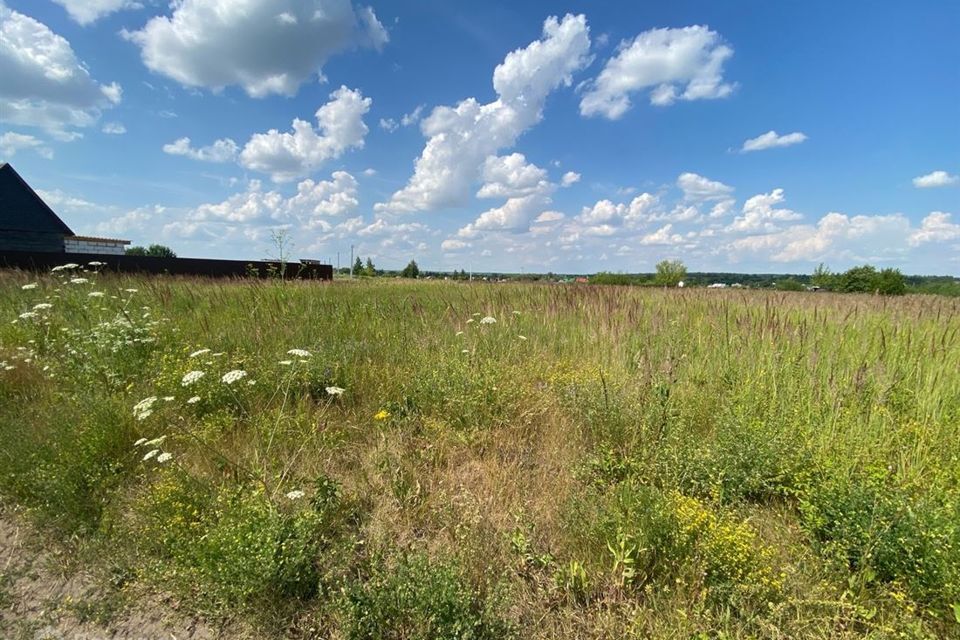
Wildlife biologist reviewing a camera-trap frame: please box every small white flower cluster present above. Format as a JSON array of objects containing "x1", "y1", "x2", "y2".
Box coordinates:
[
  {"x1": 88, "y1": 291, "x2": 105, "y2": 298},
  {"x1": 17, "y1": 311, "x2": 38, "y2": 320},
  {"x1": 287, "y1": 348, "x2": 311, "y2": 358},
  {"x1": 69, "y1": 277, "x2": 90, "y2": 285},
  {"x1": 187, "y1": 395, "x2": 201, "y2": 404},
  {"x1": 181, "y1": 370, "x2": 205, "y2": 386},
  {"x1": 21, "y1": 283, "x2": 38, "y2": 290},
  {"x1": 33, "y1": 303, "x2": 53, "y2": 310},
  {"x1": 189, "y1": 348, "x2": 211, "y2": 358},
  {"x1": 285, "y1": 490, "x2": 305, "y2": 500},
  {"x1": 480, "y1": 316, "x2": 497, "y2": 324},
  {"x1": 134, "y1": 435, "x2": 173, "y2": 464},
  {"x1": 325, "y1": 386, "x2": 345, "y2": 397},
  {"x1": 51, "y1": 263, "x2": 79, "y2": 273},
  {"x1": 88, "y1": 261, "x2": 105, "y2": 267},
  {"x1": 221, "y1": 369, "x2": 247, "y2": 384},
  {"x1": 1, "y1": 360, "x2": 14, "y2": 371},
  {"x1": 133, "y1": 396, "x2": 157, "y2": 421}
]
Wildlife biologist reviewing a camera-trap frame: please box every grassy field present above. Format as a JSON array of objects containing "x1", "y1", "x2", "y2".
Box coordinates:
[{"x1": 1, "y1": 267, "x2": 958, "y2": 639}]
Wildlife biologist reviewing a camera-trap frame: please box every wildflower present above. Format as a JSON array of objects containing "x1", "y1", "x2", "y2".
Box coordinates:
[
  {"x1": 461, "y1": 349, "x2": 470, "y2": 354},
  {"x1": 142, "y1": 449, "x2": 160, "y2": 461},
  {"x1": 278, "y1": 360, "x2": 293, "y2": 365},
  {"x1": 88, "y1": 291, "x2": 105, "y2": 298},
  {"x1": 88, "y1": 261, "x2": 104, "y2": 266},
  {"x1": 472, "y1": 312, "x2": 481, "y2": 317},
  {"x1": 181, "y1": 370, "x2": 205, "y2": 386},
  {"x1": 18, "y1": 311, "x2": 38, "y2": 320},
  {"x1": 187, "y1": 396, "x2": 201, "y2": 404},
  {"x1": 133, "y1": 438, "x2": 147, "y2": 447},
  {"x1": 480, "y1": 316, "x2": 496, "y2": 324},
  {"x1": 221, "y1": 369, "x2": 247, "y2": 384},
  {"x1": 156, "y1": 452, "x2": 173, "y2": 464},
  {"x1": 162, "y1": 396, "x2": 175, "y2": 401},
  {"x1": 32, "y1": 303, "x2": 53, "y2": 310},
  {"x1": 287, "y1": 348, "x2": 311, "y2": 358},
  {"x1": 133, "y1": 396, "x2": 157, "y2": 421},
  {"x1": 189, "y1": 348, "x2": 210, "y2": 358},
  {"x1": 21, "y1": 283, "x2": 38, "y2": 290},
  {"x1": 144, "y1": 435, "x2": 166, "y2": 447},
  {"x1": 518, "y1": 335, "x2": 527, "y2": 341},
  {"x1": 512, "y1": 310, "x2": 521, "y2": 315},
  {"x1": 374, "y1": 409, "x2": 390, "y2": 421},
  {"x1": 325, "y1": 386, "x2": 345, "y2": 396},
  {"x1": 455, "y1": 331, "x2": 464, "y2": 336},
  {"x1": 51, "y1": 263, "x2": 79, "y2": 272},
  {"x1": 69, "y1": 277, "x2": 89, "y2": 284},
  {"x1": 124, "y1": 288, "x2": 138, "y2": 293},
  {"x1": 466, "y1": 318, "x2": 475, "y2": 324},
  {"x1": 285, "y1": 490, "x2": 305, "y2": 500}
]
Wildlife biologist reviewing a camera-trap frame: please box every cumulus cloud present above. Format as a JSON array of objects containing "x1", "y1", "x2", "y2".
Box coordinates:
[
  {"x1": 561, "y1": 171, "x2": 581, "y2": 187},
  {"x1": 741, "y1": 130, "x2": 807, "y2": 152},
  {"x1": 677, "y1": 172, "x2": 733, "y2": 202},
  {"x1": 124, "y1": 0, "x2": 388, "y2": 97},
  {"x1": 908, "y1": 211, "x2": 960, "y2": 246},
  {"x1": 239, "y1": 86, "x2": 371, "y2": 181},
  {"x1": 166, "y1": 171, "x2": 360, "y2": 242},
  {"x1": 0, "y1": 131, "x2": 53, "y2": 159},
  {"x1": 476, "y1": 153, "x2": 551, "y2": 199},
  {"x1": 727, "y1": 188, "x2": 802, "y2": 233},
  {"x1": 51, "y1": 0, "x2": 138, "y2": 25},
  {"x1": 912, "y1": 170, "x2": 958, "y2": 188},
  {"x1": 0, "y1": 3, "x2": 121, "y2": 134},
  {"x1": 379, "y1": 105, "x2": 425, "y2": 133},
  {"x1": 376, "y1": 14, "x2": 591, "y2": 213},
  {"x1": 163, "y1": 137, "x2": 239, "y2": 163},
  {"x1": 580, "y1": 25, "x2": 735, "y2": 119},
  {"x1": 101, "y1": 121, "x2": 126, "y2": 135}
]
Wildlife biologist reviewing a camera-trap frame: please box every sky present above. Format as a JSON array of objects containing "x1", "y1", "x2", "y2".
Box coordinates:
[{"x1": 1, "y1": 0, "x2": 958, "y2": 274}]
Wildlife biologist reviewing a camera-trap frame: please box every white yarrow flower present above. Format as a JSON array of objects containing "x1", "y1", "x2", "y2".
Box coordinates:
[
  {"x1": 133, "y1": 396, "x2": 157, "y2": 421},
  {"x1": 156, "y1": 452, "x2": 173, "y2": 464},
  {"x1": 187, "y1": 396, "x2": 201, "y2": 404},
  {"x1": 69, "y1": 277, "x2": 89, "y2": 284},
  {"x1": 518, "y1": 335, "x2": 527, "y2": 341},
  {"x1": 325, "y1": 386, "x2": 345, "y2": 396},
  {"x1": 134, "y1": 438, "x2": 147, "y2": 447},
  {"x1": 181, "y1": 370, "x2": 205, "y2": 386},
  {"x1": 32, "y1": 303, "x2": 53, "y2": 310},
  {"x1": 21, "y1": 283, "x2": 38, "y2": 290},
  {"x1": 285, "y1": 490, "x2": 305, "y2": 500},
  {"x1": 88, "y1": 291, "x2": 105, "y2": 298},
  {"x1": 142, "y1": 449, "x2": 159, "y2": 461},
  {"x1": 18, "y1": 311, "x2": 38, "y2": 320},
  {"x1": 278, "y1": 360, "x2": 293, "y2": 365},
  {"x1": 189, "y1": 348, "x2": 211, "y2": 358},
  {"x1": 287, "y1": 349, "x2": 311, "y2": 358},
  {"x1": 480, "y1": 316, "x2": 496, "y2": 324},
  {"x1": 221, "y1": 369, "x2": 247, "y2": 384}
]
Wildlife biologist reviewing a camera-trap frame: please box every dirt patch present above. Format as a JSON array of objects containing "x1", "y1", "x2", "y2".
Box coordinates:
[{"x1": 0, "y1": 509, "x2": 241, "y2": 640}]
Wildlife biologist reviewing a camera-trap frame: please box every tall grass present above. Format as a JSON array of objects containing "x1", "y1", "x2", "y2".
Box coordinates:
[{"x1": 1, "y1": 268, "x2": 958, "y2": 638}]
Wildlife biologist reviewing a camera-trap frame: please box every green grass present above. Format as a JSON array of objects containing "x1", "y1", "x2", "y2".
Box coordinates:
[{"x1": 1, "y1": 268, "x2": 959, "y2": 638}]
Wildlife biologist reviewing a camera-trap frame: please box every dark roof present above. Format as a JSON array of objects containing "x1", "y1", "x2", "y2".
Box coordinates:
[
  {"x1": 0, "y1": 163, "x2": 74, "y2": 235},
  {"x1": 69, "y1": 235, "x2": 130, "y2": 244}
]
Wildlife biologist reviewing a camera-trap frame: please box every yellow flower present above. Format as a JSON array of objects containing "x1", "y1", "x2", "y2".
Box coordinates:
[{"x1": 374, "y1": 409, "x2": 390, "y2": 421}]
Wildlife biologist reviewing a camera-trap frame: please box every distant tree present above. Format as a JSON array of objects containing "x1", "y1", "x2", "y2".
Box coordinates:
[
  {"x1": 811, "y1": 263, "x2": 834, "y2": 289},
  {"x1": 875, "y1": 268, "x2": 907, "y2": 295},
  {"x1": 654, "y1": 259, "x2": 687, "y2": 287},
  {"x1": 836, "y1": 265, "x2": 879, "y2": 293},
  {"x1": 400, "y1": 259, "x2": 420, "y2": 278},
  {"x1": 776, "y1": 278, "x2": 805, "y2": 291},
  {"x1": 352, "y1": 256, "x2": 363, "y2": 276},
  {"x1": 364, "y1": 257, "x2": 376, "y2": 277},
  {"x1": 126, "y1": 244, "x2": 177, "y2": 258}
]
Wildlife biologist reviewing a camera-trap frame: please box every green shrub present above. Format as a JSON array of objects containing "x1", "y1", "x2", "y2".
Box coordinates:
[
  {"x1": 340, "y1": 553, "x2": 513, "y2": 640},
  {"x1": 800, "y1": 470, "x2": 960, "y2": 615}
]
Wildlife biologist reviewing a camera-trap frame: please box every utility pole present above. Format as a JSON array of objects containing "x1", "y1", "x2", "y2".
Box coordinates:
[
  {"x1": 350, "y1": 245, "x2": 354, "y2": 278},
  {"x1": 336, "y1": 251, "x2": 340, "y2": 274}
]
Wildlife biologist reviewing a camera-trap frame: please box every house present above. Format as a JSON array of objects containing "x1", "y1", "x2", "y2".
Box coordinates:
[{"x1": 0, "y1": 163, "x2": 129, "y2": 255}]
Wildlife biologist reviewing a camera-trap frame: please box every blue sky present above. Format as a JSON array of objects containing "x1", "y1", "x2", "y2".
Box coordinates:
[{"x1": 1, "y1": 0, "x2": 958, "y2": 274}]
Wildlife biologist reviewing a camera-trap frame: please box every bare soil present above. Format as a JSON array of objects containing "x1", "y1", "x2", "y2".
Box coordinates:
[{"x1": 0, "y1": 509, "x2": 233, "y2": 640}]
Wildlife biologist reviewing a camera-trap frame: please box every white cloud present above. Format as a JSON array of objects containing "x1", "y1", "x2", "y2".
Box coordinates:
[
  {"x1": 379, "y1": 118, "x2": 397, "y2": 132},
  {"x1": 639, "y1": 223, "x2": 684, "y2": 245},
  {"x1": 35, "y1": 188, "x2": 98, "y2": 211},
  {"x1": 168, "y1": 171, "x2": 360, "y2": 241},
  {"x1": 462, "y1": 193, "x2": 552, "y2": 234},
  {"x1": 534, "y1": 210, "x2": 565, "y2": 223},
  {"x1": 677, "y1": 172, "x2": 733, "y2": 202},
  {"x1": 727, "y1": 188, "x2": 802, "y2": 233},
  {"x1": 400, "y1": 105, "x2": 424, "y2": 127},
  {"x1": 580, "y1": 25, "x2": 735, "y2": 119},
  {"x1": 0, "y1": 3, "x2": 121, "y2": 134},
  {"x1": 376, "y1": 14, "x2": 591, "y2": 213},
  {"x1": 0, "y1": 131, "x2": 53, "y2": 159},
  {"x1": 125, "y1": 0, "x2": 387, "y2": 98},
  {"x1": 239, "y1": 85, "x2": 371, "y2": 181},
  {"x1": 163, "y1": 136, "x2": 239, "y2": 163},
  {"x1": 741, "y1": 130, "x2": 807, "y2": 152},
  {"x1": 912, "y1": 170, "x2": 958, "y2": 188},
  {"x1": 561, "y1": 171, "x2": 581, "y2": 187},
  {"x1": 476, "y1": 153, "x2": 550, "y2": 199},
  {"x1": 51, "y1": 0, "x2": 138, "y2": 25},
  {"x1": 101, "y1": 121, "x2": 126, "y2": 135},
  {"x1": 441, "y1": 238, "x2": 470, "y2": 251},
  {"x1": 908, "y1": 211, "x2": 960, "y2": 245}
]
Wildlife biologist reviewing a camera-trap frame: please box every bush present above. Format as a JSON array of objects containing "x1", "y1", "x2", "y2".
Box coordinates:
[{"x1": 340, "y1": 553, "x2": 513, "y2": 640}]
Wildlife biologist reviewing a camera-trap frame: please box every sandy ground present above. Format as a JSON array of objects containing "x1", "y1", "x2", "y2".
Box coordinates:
[{"x1": 0, "y1": 510, "x2": 227, "y2": 640}]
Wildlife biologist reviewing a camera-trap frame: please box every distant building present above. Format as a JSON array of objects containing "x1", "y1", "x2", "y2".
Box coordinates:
[{"x1": 0, "y1": 163, "x2": 129, "y2": 255}]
